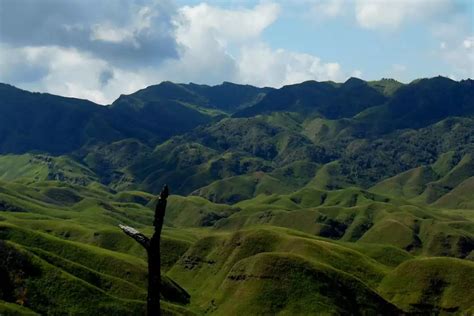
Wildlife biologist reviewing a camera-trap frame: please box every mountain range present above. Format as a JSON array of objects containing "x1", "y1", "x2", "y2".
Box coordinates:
[{"x1": 0, "y1": 77, "x2": 473, "y2": 315}]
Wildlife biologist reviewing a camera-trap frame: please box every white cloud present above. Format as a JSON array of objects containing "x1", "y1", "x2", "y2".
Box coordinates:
[
  {"x1": 438, "y1": 36, "x2": 474, "y2": 78},
  {"x1": 0, "y1": 0, "x2": 178, "y2": 68},
  {"x1": 90, "y1": 23, "x2": 136, "y2": 44},
  {"x1": 464, "y1": 37, "x2": 474, "y2": 49},
  {"x1": 355, "y1": 0, "x2": 452, "y2": 30},
  {"x1": 0, "y1": 45, "x2": 152, "y2": 105},
  {"x1": 430, "y1": 11, "x2": 473, "y2": 79},
  {"x1": 5, "y1": 46, "x2": 112, "y2": 104},
  {"x1": 309, "y1": 0, "x2": 345, "y2": 19},
  {"x1": 153, "y1": 2, "x2": 281, "y2": 84},
  {"x1": 176, "y1": 3, "x2": 280, "y2": 47},
  {"x1": 350, "y1": 0, "x2": 472, "y2": 79},
  {"x1": 238, "y1": 43, "x2": 344, "y2": 87},
  {"x1": 168, "y1": 3, "x2": 345, "y2": 88},
  {"x1": 90, "y1": 5, "x2": 162, "y2": 47},
  {"x1": 351, "y1": 69, "x2": 363, "y2": 78}
]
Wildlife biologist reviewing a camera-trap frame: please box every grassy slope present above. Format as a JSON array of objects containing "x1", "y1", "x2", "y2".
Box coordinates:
[
  {"x1": 167, "y1": 227, "x2": 404, "y2": 314},
  {"x1": 378, "y1": 257, "x2": 474, "y2": 313},
  {"x1": 169, "y1": 224, "x2": 472, "y2": 314},
  {"x1": 0, "y1": 240, "x2": 145, "y2": 315},
  {"x1": 191, "y1": 172, "x2": 293, "y2": 204},
  {"x1": 216, "y1": 252, "x2": 399, "y2": 315},
  {"x1": 215, "y1": 186, "x2": 471, "y2": 256},
  {"x1": 0, "y1": 240, "x2": 195, "y2": 316},
  {"x1": 1, "y1": 182, "x2": 473, "y2": 314},
  {"x1": 433, "y1": 177, "x2": 474, "y2": 209},
  {"x1": 0, "y1": 171, "x2": 473, "y2": 314},
  {"x1": 367, "y1": 79, "x2": 404, "y2": 96},
  {"x1": 0, "y1": 154, "x2": 97, "y2": 185},
  {"x1": 0, "y1": 182, "x2": 198, "y2": 315},
  {"x1": 0, "y1": 301, "x2": 39, "y2": 315},
  {"x1": 370, "y1": 153, "x2": 474, "y2": 208}
]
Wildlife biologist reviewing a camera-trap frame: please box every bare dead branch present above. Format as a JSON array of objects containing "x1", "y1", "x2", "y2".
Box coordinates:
[{"x1": 119, "y1": 224, "x2": 150, "y2": 250}]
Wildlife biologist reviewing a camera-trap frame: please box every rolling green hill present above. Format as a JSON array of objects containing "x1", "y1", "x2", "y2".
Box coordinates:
[
  {"x1": 168, "y1": 228, "x2": 402, "y2": 315},
  {"x1": 0, "y1": 181, "x2": 197, "y2": 315},
  {"x1": 0, "y1": 154, "x2": 98, "y2": 186},
  {"x1": 378, "y1": 257, "x2": 474, "y2": 314},
  {"x1": 0, "y1": 177, "x2": 473, "y2": 314}
]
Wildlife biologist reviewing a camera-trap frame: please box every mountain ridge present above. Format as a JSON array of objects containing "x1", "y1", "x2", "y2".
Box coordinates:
[{"x1": 2, "y1": 76, "x2": 472, "y2": 155}]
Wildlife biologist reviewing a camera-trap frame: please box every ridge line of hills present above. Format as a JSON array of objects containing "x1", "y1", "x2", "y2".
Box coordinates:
[
  {"x1": 1, "y1": 76, "x2": 472, "y2": 154},
  {"x1": 1, "y1": 76, "x2": 472, "y2": 200}
]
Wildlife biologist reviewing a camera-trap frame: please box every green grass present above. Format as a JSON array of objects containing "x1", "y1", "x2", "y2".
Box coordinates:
[
  {"x1": 367, "y1": 78, "x2": 404, "y2": 96},
  {"x1": 214, "y1": 186, "x2": 473, "y2": 260},
  {"x1": 433, "y1": 177, "x2": 474, "y2": 209},
  {"x1": 191, "y1": 172, "x2": 293, "y2": 204},
  {"x1": 0, "y1": 173, "x2": 473, "y2": 314},
  {"x1": 0, "y1": 230, "x2": 192, "y2": 315},
  {"x1": 0, "y1": 300, "x2": 39, "y2": 315},
  {"x1": 415, "y1": 153, "x2": 474, "y2": 204},
  {"x1": 378, "y1": 257, "x2": 474, "y2": 313},
  {"x1": 216, "y1": 252, "x2": 400, "y2": 315},
  {"x1": 167, "y1": 227, "x2": 404, "y2": 314},
  {"x1": 370, "y1": 166, "x2": 438, "y2": 200},
  {"x1": 305, "y1": 161, "x2": 351, "y2": 190},
  {"x1": 0, "y1": 182, "x2": 202, "y2": 315},
  {"x1": 370, "y1": 153, "x2": 474, "y2": 208},
  {"x1": 0, "y1": 154, "x2": 97, "y2": 186},
  {"x1": 165, "y1": 195, "x2": 237, "y2": 227},
  {"x1": 0, "y1": 240, "x2": 146, "y2": 315}
]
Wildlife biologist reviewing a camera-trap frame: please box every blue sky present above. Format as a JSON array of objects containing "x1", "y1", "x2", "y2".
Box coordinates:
[
  {"x1": 265, "y1": 0, "x2": 473, "y2": 81},
  {"x1": 0, "y1": 0, "x2": 472, "y2": 104}
]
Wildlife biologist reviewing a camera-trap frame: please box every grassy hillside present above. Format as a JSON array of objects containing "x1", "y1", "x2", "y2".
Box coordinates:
[
  {"x1": 191, "y1": 172, "x2": 294, "y2": 204},
  {"x1": 0, "y1": 154, "x2": 97, "y2": 185},
  {"x1": 371, "y1": 152, "x2": 474, "y2": 208},
  {"x1": 0, "y1": 181, "x2": 200, "y2": 315},
  {"x1": 0, "y1": 176, "x2": 473, "y2": 314},
  {"x1": 120, "y1": 113, "x2": 474, "y2": 199},
  {"x1": 379, "y1": 257, "x2": 474, "y2": 313},
  {"x1": 368, "y1": 78, "x2": 404, "y2": 96},
  {"x1": 0, "y1": 239, "x2": 192, "y2": 315},
  {"x1": 167, "y1": 227, "x2": 404, "y2": 314}
]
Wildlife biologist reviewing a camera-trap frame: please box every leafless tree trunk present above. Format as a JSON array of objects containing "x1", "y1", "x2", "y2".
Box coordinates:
[{"x1": 119, "y1": 185, "x2": 169, "y2": 316}]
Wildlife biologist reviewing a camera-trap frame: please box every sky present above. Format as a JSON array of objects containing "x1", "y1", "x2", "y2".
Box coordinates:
[{"x1": 0, "y1": 0, "x2": 473, "y2": 104}]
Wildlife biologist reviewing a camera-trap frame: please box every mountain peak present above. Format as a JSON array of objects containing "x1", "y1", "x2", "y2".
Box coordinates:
[{"x1": 343, "y1": 77, "x2": 367, "y2": 88}]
